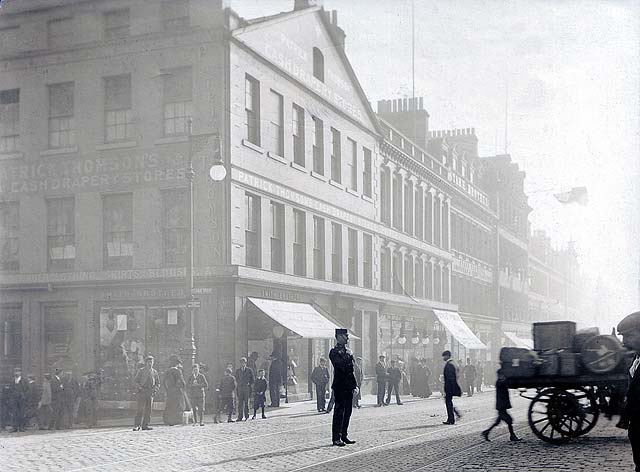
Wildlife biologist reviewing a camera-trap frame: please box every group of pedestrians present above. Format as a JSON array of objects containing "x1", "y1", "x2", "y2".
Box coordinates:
[
  {"x1": 310, "y1": 356, "x2": 363, "y2": 413},
  {"x1": 1, "y1": 367, "x2": 100, "y2": 433},
  {"x1": 374, "y1": 355, "x2": 405, "y2": 406}
]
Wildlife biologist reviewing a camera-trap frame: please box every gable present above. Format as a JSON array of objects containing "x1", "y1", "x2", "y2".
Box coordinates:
[{"x1": 233, "y1": 8, "x2": 378, "y2": 133}]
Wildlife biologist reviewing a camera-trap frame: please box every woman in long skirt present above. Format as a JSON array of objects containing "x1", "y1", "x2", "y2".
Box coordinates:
[{"x1": 163, "y1": 355, "x2": 186, "y2": 426}]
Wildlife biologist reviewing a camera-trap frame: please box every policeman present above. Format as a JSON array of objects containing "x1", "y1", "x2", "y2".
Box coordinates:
[
  {"x1": 329, "y1": 328, "x2": 358, "y2": 447},
  {"x1": 617, "y1": 311, "x2": 640, "y2": 472}
]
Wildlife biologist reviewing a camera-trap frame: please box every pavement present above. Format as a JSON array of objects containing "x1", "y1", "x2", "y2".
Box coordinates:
[{"x1": 0, "y1": 390, "x2": 635, "y2": 471}]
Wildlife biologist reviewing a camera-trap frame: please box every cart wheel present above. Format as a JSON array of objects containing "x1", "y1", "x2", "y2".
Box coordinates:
[
  {"x1": 528, "y1": 388, "x2": 573, "y2": 444},
  {"x1": 569, "y1": 388, "x2": 599, "y2": 436}
]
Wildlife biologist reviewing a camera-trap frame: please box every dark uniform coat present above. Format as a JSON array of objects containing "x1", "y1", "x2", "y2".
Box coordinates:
[
  {"x1": 443, "y1": 360, "x2": 462, "y2": 397},
  {"x1": 329, "y1": 344, "x2": 357, "y2": 443}
]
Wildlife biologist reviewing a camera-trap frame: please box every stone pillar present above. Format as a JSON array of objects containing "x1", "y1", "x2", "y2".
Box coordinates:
[
  {"x1": 438, "y1": 260, "x2": 445, "y2": 302},
  {"x1": 438, "y1": 193, "x2": 445, "y2": 248},
  {"x1": 386, "y1": 161, "x2": 397, "y2": 228},
  {"x1": 429, "y1": 256, "x2": 436, "y2": 300},
  {"x1": 397, "y1": 168, "x2": 407, "y2": 232},
  {"x1": 399, "y1": 246, "x2": 407, "y2": 293},
  {"x1": 429, "y1": 188, "x2": 436, "y2": 244},
  {"x1": 407, "y1": 174, "x2": 417, "y2": 236},
  {"x1": 420, "y1": 254, "x2": 429, "y2": 298},
  {"x1": 409, "y1": 249, "x2": 418, "y2": 296},
  {"x1": 446, "y1": 196, "x2": 452, "y2": 251}
]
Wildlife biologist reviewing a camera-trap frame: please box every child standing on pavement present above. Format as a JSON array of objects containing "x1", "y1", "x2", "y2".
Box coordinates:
[
  {"x1": 218, "y1": 368, "x2": 237, "y2": 423},
  {"x1": 482, "y1": 368, "x2": 522, "y2": 442},
  {"x1": 252, "y1": 369, "x2": 268, "y2": 419}
]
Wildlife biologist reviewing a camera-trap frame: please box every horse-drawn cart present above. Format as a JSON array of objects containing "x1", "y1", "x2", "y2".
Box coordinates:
[{"x1": 501, "y1": 321, "x2": 634, "y2": 444}]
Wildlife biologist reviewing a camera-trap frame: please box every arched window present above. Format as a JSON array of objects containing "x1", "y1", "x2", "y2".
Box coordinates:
[{"x1": 313, "y1": 47, "x2": 324, "y2": 82}]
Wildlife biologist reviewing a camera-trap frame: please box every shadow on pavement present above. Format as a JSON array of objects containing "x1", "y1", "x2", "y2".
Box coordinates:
[{"x1": 195, "y1": 443, "x2": 334, "y2": 467}]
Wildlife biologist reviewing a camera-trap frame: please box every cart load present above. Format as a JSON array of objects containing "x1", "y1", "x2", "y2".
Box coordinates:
[{"x1": 499, "y1": 321, "x2": 635, "y2": 444}]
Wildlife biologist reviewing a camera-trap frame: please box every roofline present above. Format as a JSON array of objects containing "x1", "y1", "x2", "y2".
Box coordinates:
[{"x1": 231, "y1": 5, "x2": 382, "y2": 136}]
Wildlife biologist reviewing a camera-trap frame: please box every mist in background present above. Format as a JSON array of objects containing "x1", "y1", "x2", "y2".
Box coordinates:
[{"x1": 231, "y1": 0, "x2": 640, "y2": 328}]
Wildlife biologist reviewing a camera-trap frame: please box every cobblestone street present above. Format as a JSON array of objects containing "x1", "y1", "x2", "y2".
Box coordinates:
[{"x1": 0, "y1": 392, "x2": 634, "y2": 471}]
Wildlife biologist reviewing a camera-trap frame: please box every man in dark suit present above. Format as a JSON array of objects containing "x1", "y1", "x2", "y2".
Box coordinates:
[
  {"x1": 8, "y1": 367, "x2": 28, "y2": 432},
  {"x1": 375, "y1": 355, "x2": 387, "y2": 407},
  {"x1": 442, "y1": 350, "x2": 462, "y2": 425},
  {"x1": 133, "y1": 355, "x2": 160, "y2": 431},
  {"x1": 235, "y1": 357, "x2": 255, "y2": 421},
  {"x1": 385, "y1": 360, "x2": 403, "y2": 405},
  {"x1": 311, "y1": 358, "x2": 330, "y2": 412},
  {"x1": 329, "y1": 328, "x2": 358, "y2": 447},
  {"x1": 50, "y1": 368, "x2": 64, "y2": 430},
  {"x1": 463, "y1": 358, "x2": 477, "y2": 397},
  {"x1": 268, "y1": 353, "x2": 284, "y2": 407},
  {"x1": 618, "y1": 311, "x2": 640, "y2": 471}
]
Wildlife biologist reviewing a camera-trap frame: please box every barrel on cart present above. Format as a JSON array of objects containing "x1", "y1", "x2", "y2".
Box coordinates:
[{"x1": 501, "y1": 321, "x2": 635, "y2": 444}]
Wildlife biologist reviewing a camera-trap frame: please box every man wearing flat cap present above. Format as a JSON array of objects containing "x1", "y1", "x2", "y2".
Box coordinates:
[
  {"x1": 618, "y1": 311, "x2": 640, "y2": 471},
  {"x1": 329, "y1": 328, "x2": 358, "y2": 446},
  {"x1": 133, "y1": 355, "x2": 160, "y2": 431}
]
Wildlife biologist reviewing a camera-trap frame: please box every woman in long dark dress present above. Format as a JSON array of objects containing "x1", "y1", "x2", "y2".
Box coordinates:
[{"x1": 163, "y1": 356, "x2": 186, "y2": 426}]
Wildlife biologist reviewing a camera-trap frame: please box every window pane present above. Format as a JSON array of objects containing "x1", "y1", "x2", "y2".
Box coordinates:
[{"x1": 49, "y1": 83, "x2": 74, "y2": 117}]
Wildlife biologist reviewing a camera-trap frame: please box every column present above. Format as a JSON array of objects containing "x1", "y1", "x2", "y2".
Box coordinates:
[
  {"x1": 420, "y1": 254, "x2": 429, "y2": 298},
  {"x1": 398, "y1": 246, "x2": 408, "y2": 293},
  {"x1": 409, "y1": 249, "x2": 418, "y2": 296},
  {"x1": 438, "y1": 260, "x2": 445, "y2": 302},
  {"x1": 407, "y1": 174, "x2": 417, "y2": 236},
  {"x1": 386, "y1": 240, "x2": 397, "y2": 293}
]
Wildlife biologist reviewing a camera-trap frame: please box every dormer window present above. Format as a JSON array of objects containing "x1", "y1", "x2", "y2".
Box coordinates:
[{"x1": 313, "y1": 47, "x2": 324, "y2": 82}]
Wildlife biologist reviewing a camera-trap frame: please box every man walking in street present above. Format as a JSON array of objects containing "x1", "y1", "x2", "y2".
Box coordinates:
[
  {"x1": 463, "y1": 358, "x2": 477, "y2": 397},
  {"x1": 375, "y1": 355, "x2": 387, "y2": 407},
  {"x1": 442, "y1": 350, "x2": 462, "y2": 425},
  {"x1": 235, "y1": 357, "x2": 254, "y2": 422},
  {"x1": 353, "y1": 357, "x2": 363, "y2": 409},
  {"x1": 481, "y1": 368, "x2": 522, "y2": 441},
  {"x1": 329, "y1": 328, "x2": 358, "y2": 447},
  {"x1": 616, "y1": 311, "x2": 640, "y2": 471},
  {"x1": 311, "y1": 358, "x2": 330, "y2": 412},
  {"x1": 385, "y1": 360, "x2": 403, "y2": 405},
  {"x1": 133, "y1": 355, "x2": 160, "y2": 431}
]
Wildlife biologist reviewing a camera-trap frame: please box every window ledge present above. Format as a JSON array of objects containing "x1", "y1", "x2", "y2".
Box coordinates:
[
  {"x1": 361, "y1": 194, "x2": 374, "y2": 203},
  {"x1": 290, "y1": 162, "x2": 308, "y2": 173},
  {"x1": 242, "y1": 139, "x2": 265, "y2": 154},
  {"x1": 310, "y1": 171, "x2": 327, "y2": 182},
  {"x1": 40, "y1": 146, "x2": 79, "y2": 157},
  {"x1": 96, "y1": 141, "x2": 138, "y2": 151},
  {"x1": 267, "y1": 151, "x2": 287, "y2": 164},
  {"x1": 329, "y1": 179, "x2": 344, "y2": 190},
  {"x1": 0, "y1": 152, "x2": 24, "y2": 161},
  {"x1": 155, "y1": 136, "x2": 189, "y2": 145},
  {"x1": 346, "y1": 188, "x2": 359, "y2": 196}
]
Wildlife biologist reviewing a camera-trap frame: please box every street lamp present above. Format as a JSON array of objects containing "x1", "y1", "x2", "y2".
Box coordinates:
[{"x1": 183, "y1": 117, "x2": 226, "y2": 369}]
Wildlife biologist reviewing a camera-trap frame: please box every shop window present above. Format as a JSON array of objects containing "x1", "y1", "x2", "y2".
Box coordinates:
[
  {"x1": 425, "y1": 190, "x2": 433, "y2": 244},
  {"x1": 392, "y1": 173, "x2": 402, "y2": 230},
  {"x1": 162, "y1": 189, "x2": 189, "y2": 266},
  {"x1": 48, "y1": 82, "x2": 75, "y2": 149},
  {"x1": 415, "y1": 185, "x2": 424, "y2": 240},
  {"x1": 392, "y1": 251, "x2": 402, "y2": 294},
  {"x1": 380, "y1": 167, "x2": 391, "y2": 225},
  {"x1": 163, "y1": 67, "x2": 192, "y2": 137},
  {"x1": 44, "y1": 305, "x2": 78, "y2": 374},
  {"x1": 313, "y1": 216, "x2": 325, "y2": 280},
  {"x1": 404, "y1": 179, "x2": 413, "y2": 234},
  {"x1": 0, "y1": 201, "x2": 19, "y2": 271},
  {"x1": 103, "y1": 193, "x2": 133, "y2": 269},
  {"x1": 0, "y1": 89, "x2": 20, "y2": 153},
  {"x1": 380, "y1": 247, "x2": 390, "y2": 292},
  {"x1": 47, "y1": 197, "x2": 75, "y2": 271},
  {"x1": 104, "y1": 74, "x2": 133, "y2": 142},
  {"x1": 270, "y1": 201, "x2": 285, "y2": 273},
  {"x1": 0, "y1": 307, "x2": 21, "y2": 382}
]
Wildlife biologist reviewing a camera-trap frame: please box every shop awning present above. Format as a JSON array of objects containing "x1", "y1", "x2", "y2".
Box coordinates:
[
  {"x1": 504, "y1": 331, "x2": 533, "y2": 349},
  {"x1": 247, "y1": 298, "x2": 359, "y2": 339},
  {"x1": 433, "y1": 309, "x2": 487, "y2": 350}
]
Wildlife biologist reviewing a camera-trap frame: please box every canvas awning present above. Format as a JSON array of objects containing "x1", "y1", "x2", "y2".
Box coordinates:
[
  {"x1": 504, "y1": 331, "x2": 534, "y2": 349},
  {"x1": 432, "y1": 309, "x2": 487, "y2": 350},
  {"x1": 247, "y1": 298, "x2": 359, "y2": 339}
]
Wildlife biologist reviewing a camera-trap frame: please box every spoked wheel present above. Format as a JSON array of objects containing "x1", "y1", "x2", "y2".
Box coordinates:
[{"x1": 528, "y1": 387, "x2": 598, "y2": 444}]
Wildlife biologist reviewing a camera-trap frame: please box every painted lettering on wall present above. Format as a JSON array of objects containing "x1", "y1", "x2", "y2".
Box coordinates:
[{"x1": 0, "y1": 148, "x2": 187, "y2": 195}]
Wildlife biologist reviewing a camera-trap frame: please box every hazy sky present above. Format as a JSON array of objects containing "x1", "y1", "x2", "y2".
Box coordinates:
[{"x1": 230, "y1": 0, "x2": 640, "y2": 318}]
